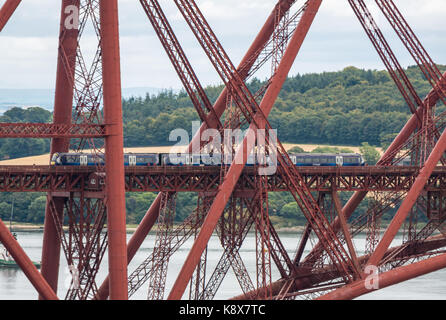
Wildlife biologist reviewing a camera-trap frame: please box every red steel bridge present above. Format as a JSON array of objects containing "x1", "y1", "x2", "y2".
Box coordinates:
[{"x1": 0, "y1": 0, "x2": 446, "y2": 300}]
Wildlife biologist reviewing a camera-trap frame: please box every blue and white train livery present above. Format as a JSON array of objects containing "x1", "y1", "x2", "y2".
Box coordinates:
[{"x1": 51, "y1": 152, "x2": 366, "y2": 167}]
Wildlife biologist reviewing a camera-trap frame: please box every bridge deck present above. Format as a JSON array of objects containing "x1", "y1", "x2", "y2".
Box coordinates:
[{"x1": 0, "y1": 165, "x2": 443, "y2": 194}]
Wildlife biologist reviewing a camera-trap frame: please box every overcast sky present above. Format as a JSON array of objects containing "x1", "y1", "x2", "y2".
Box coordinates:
[{"x1": 0, "y1": 0, "x2": 445, "y2": 90}]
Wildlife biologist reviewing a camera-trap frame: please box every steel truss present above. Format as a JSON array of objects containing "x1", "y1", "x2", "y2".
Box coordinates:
[{"x1": 0, "y1": 0, "x2": 445, "y2": 300}]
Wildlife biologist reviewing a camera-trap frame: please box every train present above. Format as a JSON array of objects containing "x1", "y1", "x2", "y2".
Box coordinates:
[{"x1": 51, "y1": 152, "x2": 366, "y2": 167}]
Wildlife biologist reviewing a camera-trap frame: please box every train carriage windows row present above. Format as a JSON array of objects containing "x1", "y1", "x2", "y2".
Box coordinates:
[{"x1": 51, "y1": 152, "x2": 368, "y2": 167}]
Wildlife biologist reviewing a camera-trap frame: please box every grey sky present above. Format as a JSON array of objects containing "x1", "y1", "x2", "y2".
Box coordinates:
[{"x1": 0, "y1": 0, "x2": 445, "y2": 90}]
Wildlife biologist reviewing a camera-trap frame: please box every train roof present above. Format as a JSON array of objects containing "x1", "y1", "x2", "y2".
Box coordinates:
[{"x1": 288, "y1": 153, "x2": 362, "y2": 156}]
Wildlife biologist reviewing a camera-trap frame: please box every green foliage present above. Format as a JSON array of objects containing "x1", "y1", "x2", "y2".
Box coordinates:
[
  {"x1": 359, "y1": 142, "x2": 381, "y2": 165},
  {"x1": 0, "y1": 107, "x2": 52, "y2": 159},
  {"x1": 125, "y1": 192, "x2": 198, "y2": 224},
  {"x1": 287, "y1": 146, "x2": 306, "y2": 153},
  {"x1": 119, "y1": 65, "x2": 439, "y2": 148},
  {"x1": 26, "y1": 196, "x2": 47, "y2": 223},
  {"x1": 3, "y1": 65, "x2": 444, "y2": 226},
  {"x1": 0, "y1": 193, "x2": 46, "y2": 224},
  {"x1": 379, "y1": 132, "x2": 399, "y2": 151},
  {"x1": 311, "y1": 146, "x2": 354, "y2": 153}
]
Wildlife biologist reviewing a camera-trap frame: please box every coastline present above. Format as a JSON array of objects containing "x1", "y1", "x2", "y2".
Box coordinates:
[
  {"x1": 7, "y1": 223, "x2": 308, "y2": 233},
  {"x1": 6, "y1": 222, "x2": 416, "y2": 235}
]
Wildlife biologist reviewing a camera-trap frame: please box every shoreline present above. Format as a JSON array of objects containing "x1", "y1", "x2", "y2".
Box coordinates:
[
  {"x1": 6, "y1": 222, "x2": 414, "y2": 235},
  {"x1": 6, "y1": 223, "x2": 308, "y2": 233}
]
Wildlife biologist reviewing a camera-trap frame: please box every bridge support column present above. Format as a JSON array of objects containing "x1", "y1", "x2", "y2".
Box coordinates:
[
  {"x1": 100, "y1": 0, "x2": 128, "y2": 300},
  {"x1": 40, "y1": 0, "x2": 79, "y2": 298}
]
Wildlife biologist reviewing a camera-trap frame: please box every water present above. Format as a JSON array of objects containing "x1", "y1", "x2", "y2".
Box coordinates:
[{"x1": 0, "y1": 231, "x2": 445, "y2": 300}]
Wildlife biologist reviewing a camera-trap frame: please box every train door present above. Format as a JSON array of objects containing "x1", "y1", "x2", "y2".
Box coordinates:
[
  {"x1": 185, "y1": 154, "x2": 192, "y2": 166},
  {"x1": 80, "y1": 155, "x2": 88, "y2": 166},
  {"x1": 129, "y1": 155, "x2": 137, "y2": 166},
  {"x1": 290, "y1": 156, "x2": 297, "y2": 165},
  {"x1": 336, "y1": 156, "x2": 343, "y2": 166}
]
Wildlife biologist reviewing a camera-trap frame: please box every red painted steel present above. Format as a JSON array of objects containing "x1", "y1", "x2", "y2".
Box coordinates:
[
  {"x1": 99, "y1": 0, "x2": 128, "y2": 300},
  {"x1": 0, "y1": 218, "x2": 58, "y2": 300},
  {"x1": 40, "y1": 0, "x2": 80, "y2": 298},
  {"x1": 168, "y1": 0, "x2": 323, "y2": 300},
  {"x1": 0, "y1": 123, "x2": 105, "y2": 138},
  {"x1": 374, "y1": 0, "x2": 446, "y2": 104},
  {"x1": 0, "y1": 165, "x2": 444, "y2": 194},
  {"x1": 318, "y1": 252, "x2": 446, "y2": 300},
  {"x1": 305, "y1": 73, "x2": 446, "y2": 268},
  {"x1": 0, "y1": 0, "x2": 21, "y2": 31},
  {"x1": 139, "y1": 0, "x2": 222, "y2": 131},
  {"x1": 95, "y1": 0, "x2": 301, "y2": 300},
  {"x1": 367, "y1": 127, "x2": 446, "y2": 268},
  {"x1": 1, "y1": 0, "x2": 446, "y2": 301},
  {"x1": 348, "y1": 0, "x2": 422, "y2": 116}
]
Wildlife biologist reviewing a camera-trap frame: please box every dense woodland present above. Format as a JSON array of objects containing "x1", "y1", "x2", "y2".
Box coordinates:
[{"x1": 0, "y1": 65, "x2": 442, "y2": 226}]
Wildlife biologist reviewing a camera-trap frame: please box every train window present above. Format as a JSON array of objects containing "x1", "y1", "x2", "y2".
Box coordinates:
[
  {"x1": 297, "y1": 157, "x2": 304, "y2": 163},
  {"x1": 80, "y1": 155, "x2": 88, "y2": 166},
  {"x1": 304, "y1": 157, "x2": 312, "y2": 163}
]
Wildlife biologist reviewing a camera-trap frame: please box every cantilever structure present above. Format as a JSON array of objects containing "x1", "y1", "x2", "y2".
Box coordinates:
[{"x1": 0, "y1": 0, "x2": 445, "y2": 300}]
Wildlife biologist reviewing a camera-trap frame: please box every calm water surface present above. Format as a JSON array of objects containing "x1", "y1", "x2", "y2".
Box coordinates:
[{"x1": 1, "y1": 231, "x2": 445, "y2": 300}]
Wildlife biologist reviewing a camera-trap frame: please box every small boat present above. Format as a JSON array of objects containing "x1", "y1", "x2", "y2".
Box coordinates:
[
  {"x1": 0, "y1": 197, "x2": 41, "y2": 269},
  {"x1": 0, "y1": 241, "x2": 41, "y2": 269}
]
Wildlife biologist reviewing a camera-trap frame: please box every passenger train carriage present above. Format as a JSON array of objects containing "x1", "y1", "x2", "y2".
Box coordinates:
[{"x1": 51, "y1": 152, "x2": 365, "y2": 167}]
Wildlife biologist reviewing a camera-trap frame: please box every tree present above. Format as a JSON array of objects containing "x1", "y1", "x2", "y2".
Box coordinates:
[
  {"x1": 380, "y1": 132, "x2": 398, "y2": 151},
  {"x1": 288, "y1": 146, "x2": 306, "y2": 153},
  {"x1": 27, "y1": 196, "x2": 47, "y2": 223},
  {"x1": 311, "y1": 146, "x2": 354, "y2": 153},
  {"x1": 359, "y1": 142, "x2": 380, "y2": 165}
]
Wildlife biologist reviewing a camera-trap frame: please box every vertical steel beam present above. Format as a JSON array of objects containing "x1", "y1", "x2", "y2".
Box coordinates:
[
  {"x1": 168, "y1": 0, "x2": 322, "y2": 300},
  {"x1": 40, "y1": 0, "x2": 79, "y2": 298},
  {"x1": 95, "y1": 0, "x2": 298, "y2": 300},
  {"x1": 367, "y1": 127, "x2": 446, "y2": 268},
  {"x1": 317, "y1": 252, "x2": 446, "y2": 300},
  {"x1": 99, "y1": 0, "x2": 128, "y2": 300},
  {"x1": 0, "y1": 0, "x2": 21, "y2": 32},
  {"x1": 0, "y1": 218, "x2": 58, "y2": 300}
]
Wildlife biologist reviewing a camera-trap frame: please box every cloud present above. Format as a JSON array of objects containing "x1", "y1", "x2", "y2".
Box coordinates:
[{"x1": 0, "y1": 0, "x2": 445, "y2": 89}]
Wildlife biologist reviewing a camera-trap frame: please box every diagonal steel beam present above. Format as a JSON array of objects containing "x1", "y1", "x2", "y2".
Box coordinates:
[
  {"x1": 0, "y1": 0, "x2": 21, "y2": 32},
  {"x1": 304, "y1": 72, "x2": 446, "y2": 267},
  {"x1": 367, "y1": 127, "x2": 446, "y2": 268},
  {"x1": 167, "y1": 0, "x2": 322, "y2": 300},
  {"x1": 0, "y1": 218, "x2": 58, "y2": 300},
  {"x1": 95, "y1": 0, "x2": 302, "y2": 300},
  {"x1": 318, "y1": 252, "x2": 446, "y2": 300}
]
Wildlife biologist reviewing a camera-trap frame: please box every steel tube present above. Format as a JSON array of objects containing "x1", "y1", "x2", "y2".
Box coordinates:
[
  {"x1": 168, "y1": 0, "x2": 322, "y2": 300},
  {"x1": 318, "y1": 252, "x2": 446, "y2": 300},
  {"x1": 40, "y1": 0, "x2": 79, "y2": 299},
  {"x1": 367, "y1": 127, "x2": 446, "y2": 267},
  {"x1": 0, "y1": 0, "x2": 21, "y2": 32},
  {"x1": 304, "y1": 73, "x2": 446, "y2": 265},
  {"x1": 95, "y1": 0, "x2": 298, "y2": 300},
  {"x1": 0, "y1": 218, "x2": 58, "y2": 300},
  {"x1": 100, "y1": 0, "x2": 128, "y2": 300}
]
